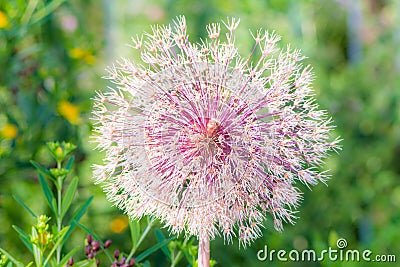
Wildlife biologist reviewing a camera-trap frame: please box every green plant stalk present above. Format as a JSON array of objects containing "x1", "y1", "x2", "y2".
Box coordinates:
[
  {"x1": 56, "y1": 161, "x2": 62, "y2": 264},
  {"x1": 43, "y1": 227, "x2": 69, "y2": 266},
  {"x1": 170, "y1": 237, "x2": 189, "y2": 267},
  {"x1": 0, "y1": 248, "x2": 25, "y2": 267},
  {"x1": 31, "y1": 228, "x2": 43, "y2": 267},
  {"x1": 126, "y1": 219, "x2": 155, "y2": 262},
  {"x1": 36, "y1": 248, "x2": 43, "y2": 267},
  {"x1": 20, "y1": 0, "x2": 39, "y2": 24},
  {"x1": 34, "y1": 245, "x2": 43, "y2": 267},
  {"x1": 31, "y1": 0, "x2": 68, "y2": 24}
]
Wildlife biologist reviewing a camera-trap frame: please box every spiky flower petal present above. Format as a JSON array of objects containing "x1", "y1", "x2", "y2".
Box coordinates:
[{"x1": 92, "y1": 16, "x2": 340, "y2": 246}]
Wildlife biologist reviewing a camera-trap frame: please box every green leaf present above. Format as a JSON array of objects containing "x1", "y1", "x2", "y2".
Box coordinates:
[
  {"x1": 12, "y1": 226, "x2": 33, "y2": 253},
  {"x1": 38, "y1": 173, "x2": 57, "y2": 215},
  {"x1": 49, "y1": 258, "x2": 57, "y2": 267},
  {"x1": 64, "y1": 196, "x2": 93, "y2": 241},
  {"x1": 71, "y1": 196, "x2": 93, "y2": 222},
  {"x1": 65, "y1": 155, "x2": 75, "y2": 170},
  {"x1": 0, "y1": 248, "x2": 25, "y2": 267},
  {"x1": 43, "y1": 226, "x2": 70, "y2": 266},
  {"x1": 171, "y1": 249, "x2": 184, "y2": 267},
  {"x1": 129, "y1": 220, "x2": 141, "y2": 250},
  {"x1": 12, "y1": 195, "x2": 37, "y2": 218},
  {"x1": 73, "y1": 259, "x2": 97, "y2": 267},
  {"x1": 155, "y1": 229, "x2": 171, "y2": 258},
  {"x1": 57, "y1": 246, "x2": 80, "y2": 267},
  {"x1": 136, "y1": 236, "x2": 175, "y2": 262},
  {"x1": 52, "y1": 198, "x2": 57, "y2": 214},
  {"x1": 32, "y1": 228, "x2": 41, "y2": 267},
  {"x1": 74, "y1": 221, "x2": 101, "y2": 241},
  {"x1": 31, "y1": 0, "x2": 68, "y2": 24},
  {"x1": 61, "y1": 176, "x2": 79, "y2": 217},
  {"x1": 182, "y1": 247, "x2": 194, "y2": 265},
  {"x1": 20, "y1": 0, "x2": 39, "y2": 25},
  {"x1": 30, "y1": 160, "x2": 54, "y2": 180}
]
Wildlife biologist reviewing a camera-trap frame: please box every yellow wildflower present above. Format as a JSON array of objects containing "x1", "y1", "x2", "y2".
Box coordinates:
[
  {"x1": 69, "y1": 47, "x2": 85, "y2": 59},
  {"x1": 83, "y1": 53, "x2": 95, "y2": 65},
  {"x1": 69, "y1": 47, "x2": 95, "y2": 64},
  {"x1": 1, "y1": 124, "x2": 18, "y2": 139},
  {"x1": 109, "y1": 215, "x2": 129, "y2": 234},
  {"x1": 58, "y1": 100, "x2": 80, "y2": 124},
  {"x1": 0, "y1": 11, "x2": 10, "y2": 29}
]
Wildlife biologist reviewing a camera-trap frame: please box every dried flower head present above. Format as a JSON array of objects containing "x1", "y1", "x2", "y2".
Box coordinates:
[{"x1": 92, "y1": 16, "x2": 340, "y2": 246}]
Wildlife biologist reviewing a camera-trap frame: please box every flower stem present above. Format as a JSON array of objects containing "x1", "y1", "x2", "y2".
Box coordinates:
[
  {"x1": 56, "y1": 161, "x2": 62, "y2": 264},
  {"x1": 197, "y1": 235, "x2": 210, "y2": 267}
]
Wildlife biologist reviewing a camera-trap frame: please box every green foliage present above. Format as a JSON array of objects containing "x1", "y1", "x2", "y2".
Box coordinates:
[
  {"x1": 0, "y1": 143, "x2": 178, "y2": 266},
  {"x1": 4, "y1": 142, "x2": 81, "y2": 266},
  {"x1": 1, "y1": 0, "x2": 400, "y2": 266},
  {"x1": 0, "y1": 0, "x2": 98, "y2": 255},
  {"x1": 0, "y1": 0, "x2": 95, "y2": 173}
]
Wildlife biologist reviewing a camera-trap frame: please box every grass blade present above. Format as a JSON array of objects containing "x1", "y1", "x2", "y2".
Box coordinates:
[
  {"x1": 12, "y1": 195, "x2": 37, "y2": 218},
  {"x1": 65, "y1": 155, "x2": 75, "y2": 170},
  {"x1": 57, "y1": 245, "x2": 80, "y2": 267},
  {"x1": 30, "y1": 160, "x2": 53, "y2": 180},
  {"x1": 155, "y1": 229, "x2": 171, "y2": 258},
  {"x1": 136, "y1": 236, "x2": 175, "y2": 262},
  {"x1": 74, "y1": 220, "x2": 101, "y2": 241},
  {"x1": 12, "y1": 225, "x2": 33, "y2": 253},
  {"x1": 73, "y1": 259, "x2": 97, "y2": 267},
  {"x1": 71, "y1": 196, "x2": 93, "y2": 222},
  {"x1": 74, "y1": 221, "x2": 113, "y2": 262},
  {"x1": 31, "y1": 0, "x2": 68, "y2": 24},
  {"x1": 129, "y1": 220, "x2": 141, "y2": 250},
  {"x1": 38, "y1": 173, "x2": 56, "y2": 215},
  {"x1": 61, "y1": 176, "x2": 79, "y2": 217},
  {"x1": 64, "y1": 196, "x2": 93, "y2": 241},
  {"x1": 0, "y1": 248, "x2": 25, "y2": 267},
  {"x1": 43, "y1": 226, "x2": 70, "y2": 266}
]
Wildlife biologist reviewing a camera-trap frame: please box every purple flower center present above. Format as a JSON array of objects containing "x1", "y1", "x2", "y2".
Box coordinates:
[{"x1": 180, "y1": 118, "x2": 232, "y2": 164}]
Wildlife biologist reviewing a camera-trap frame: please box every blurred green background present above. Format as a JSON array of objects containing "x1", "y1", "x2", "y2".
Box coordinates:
[{"x1": 0, "y1": 0, "x2": 399, "y2": 266}]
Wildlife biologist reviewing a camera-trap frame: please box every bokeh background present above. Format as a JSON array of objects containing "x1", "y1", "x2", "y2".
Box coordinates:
[{"x1": 1, "y1": 0, "x2": 399, "y2": 266}]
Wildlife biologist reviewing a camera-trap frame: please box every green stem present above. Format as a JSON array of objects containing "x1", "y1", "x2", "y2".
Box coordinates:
[
  {"x1": 40, "y1": 248, "x2": 44, "y2": 267},
  {"x1": 126, "y1": 219, "x2": 155, "y2": 262},
  {"x1": 31, "y1": 0, "x2": 68, "y2": 24},
  {"x1": 56, "y1": 161, "x2": 62, "y2": 264},
  {"x1": 171, "y1": 237, "x2": 189, "y2": 267},
  {"x1": 21, "y1": 0, "x2": 39, "y2": 24}
]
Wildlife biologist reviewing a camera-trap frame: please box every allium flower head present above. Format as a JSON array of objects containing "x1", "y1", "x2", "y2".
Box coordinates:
[{"x1": 92, "y1": 16, "x2": 340, "y2": 246}]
